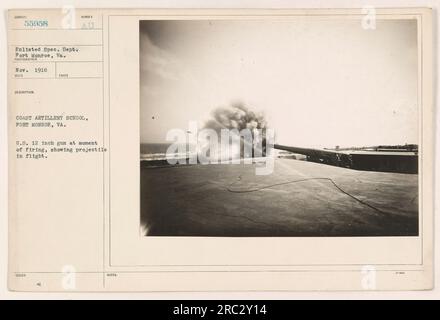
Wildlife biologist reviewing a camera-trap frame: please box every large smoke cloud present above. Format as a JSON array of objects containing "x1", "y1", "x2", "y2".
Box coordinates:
[
  {"x1": 204, "y1": 101, "x2": 267, "y2": 133},
  {"x1": 204, "y1": 102, "x2": 268, "y2": 158}
]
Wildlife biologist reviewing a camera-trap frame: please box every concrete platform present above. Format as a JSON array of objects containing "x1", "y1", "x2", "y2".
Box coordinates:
[{"x1": 140, "y1": 159, "x2": 418, "y2": 236}]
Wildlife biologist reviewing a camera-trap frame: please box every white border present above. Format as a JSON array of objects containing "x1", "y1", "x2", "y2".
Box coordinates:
[{"x1": 0, "y1": 0, "x2": 438, "y2": 299}]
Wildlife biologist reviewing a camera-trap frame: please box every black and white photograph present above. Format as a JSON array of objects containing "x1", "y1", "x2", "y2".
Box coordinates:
[
  {"x1": 4, "y1": 5, "x2": 436, "y2": 295},
  {"x1": 139, "y1": 18, "x2": 419, "y2": 237}
]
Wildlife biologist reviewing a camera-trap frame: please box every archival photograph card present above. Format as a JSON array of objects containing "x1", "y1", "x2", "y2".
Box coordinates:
[{"x1": 7, "y1": 8, "x2": 434, "y2": 292}]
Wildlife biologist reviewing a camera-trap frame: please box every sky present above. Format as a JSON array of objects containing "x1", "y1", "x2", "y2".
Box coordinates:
[{"x1": 139, "y1": 18, "x2": 418, "y2": 148}]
